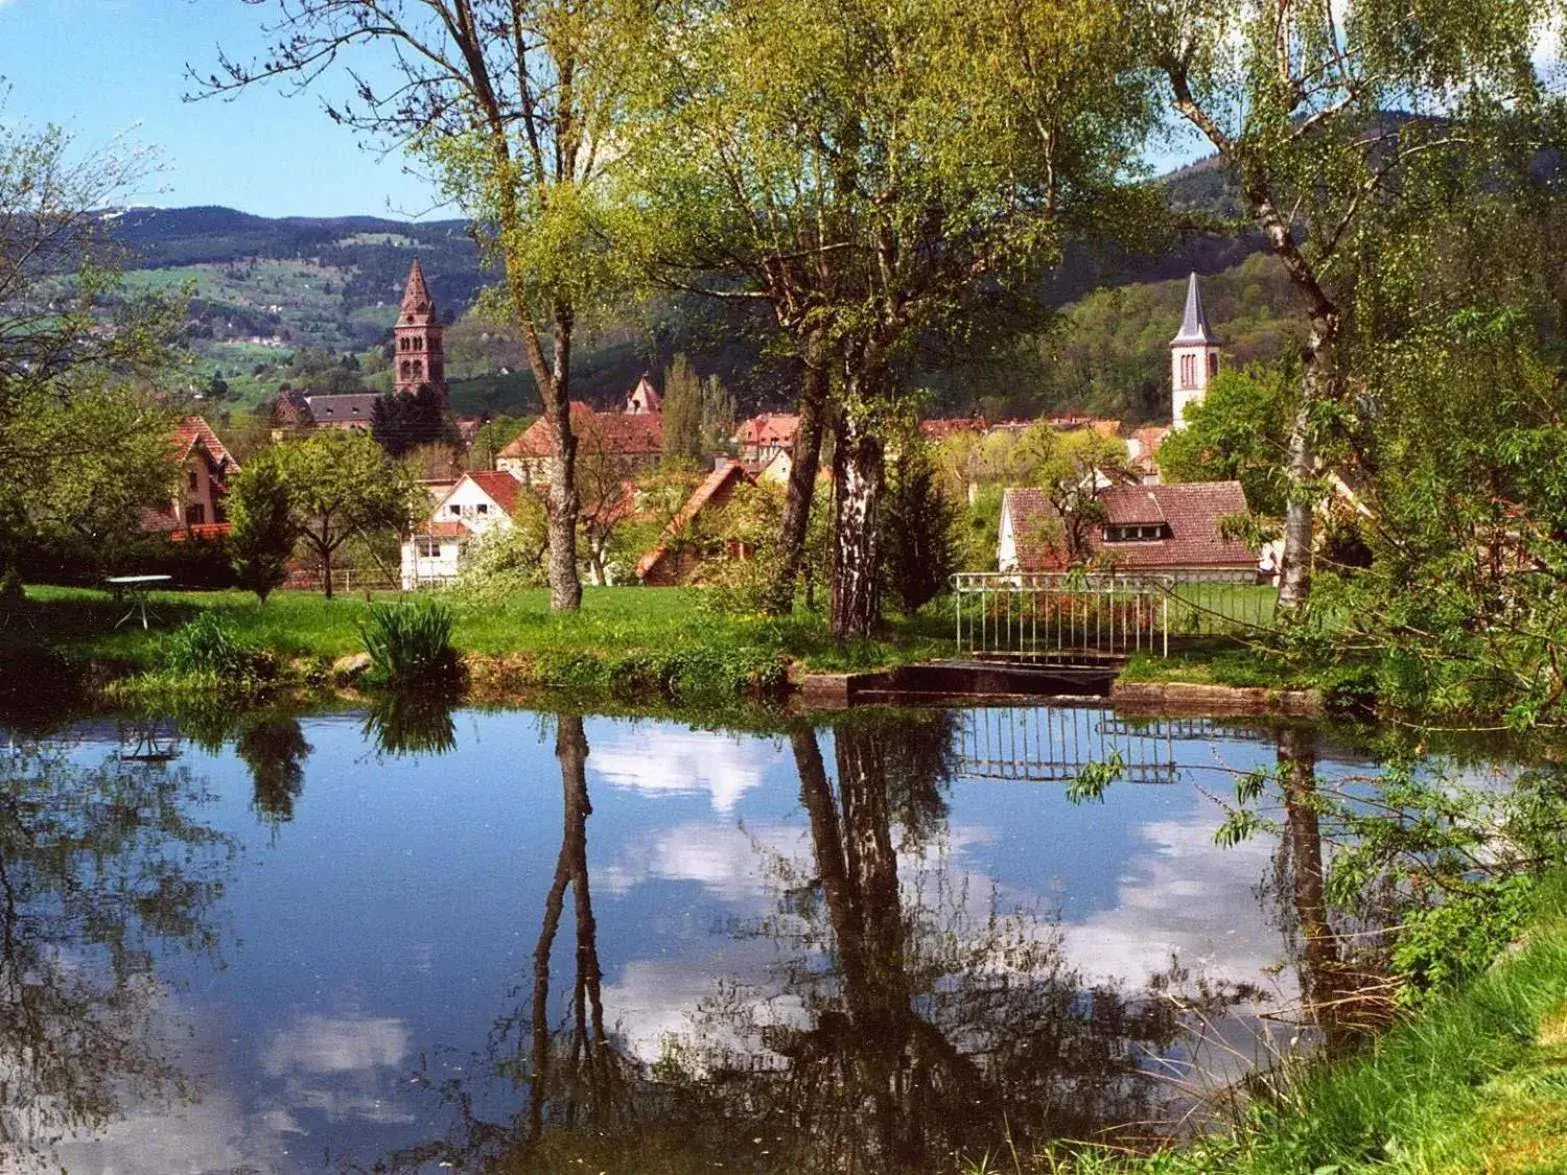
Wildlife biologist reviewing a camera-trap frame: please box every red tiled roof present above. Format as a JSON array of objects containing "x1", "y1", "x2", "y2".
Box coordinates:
[
  {"x1": 736, "y1": 413, "x2": 800, "y2": 448},
  {"x1": 498, "y1": 403, "x2": 663, "y2": 460},
  {"x1": 464, "y1": 470, "x2": 525, "y2": 517},
  {"x1": 635, "y1": 461, "x2": 752, "y2": 581},
  {"x1": 1004, "y1": 481, "x2": 1255, "y2": 571},
  {"x1": 174, "y1": 416, "x2": 237, "y2": 469},
  {"x1": 920, "y1": 417, "x2": 987, "y2": 439}
]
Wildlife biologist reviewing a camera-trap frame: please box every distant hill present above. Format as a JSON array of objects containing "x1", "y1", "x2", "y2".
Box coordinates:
[{"x1": 100, "y1": 161, "x2": 1285, "y2": 420}]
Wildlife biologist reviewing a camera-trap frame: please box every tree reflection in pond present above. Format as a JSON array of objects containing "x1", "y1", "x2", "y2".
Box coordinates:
[
  {"x1": 0, "y1": 743, "x2": 232, "y2": 1168},
  {"x1": 394, "y1": 713, "x2": 1255, "y2": 1173},
  {"x1": 234, "y1": 716, "x2": 312, "y2": 826}
]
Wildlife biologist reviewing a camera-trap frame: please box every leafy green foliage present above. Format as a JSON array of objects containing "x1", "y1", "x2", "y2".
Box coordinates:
[
  {"x1": 1159, "y1": 366, "x2": 1293, "y2": 516},
  {"x1": 882, "y1": 440, "x2": 959, "y2": 615},
  {"x1": 660, "y1": 354, "x2": 704, "y2": 469},
  {"x1": 162, "y1": 612, "x2": 271, "y2": 686},
  {"x1": 226, "y1": 460, "x2": 295, "y2": 603},
  {"x1": 357, "y1": 599, "x2": 459, "y2": 687},
  {"x1": 371, "y1": 384, "x2": 451, "y2": 458}
]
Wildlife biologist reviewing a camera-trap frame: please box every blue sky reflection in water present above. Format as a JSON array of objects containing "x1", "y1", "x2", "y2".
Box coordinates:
[{"x1": 1, "y1": 705, "x2": 1438, "y2": 1172}]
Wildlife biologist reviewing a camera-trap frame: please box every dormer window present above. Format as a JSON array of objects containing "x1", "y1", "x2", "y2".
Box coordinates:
[{"x1": 1104, "y1": 523, "x2": 1167, "y2": 542}]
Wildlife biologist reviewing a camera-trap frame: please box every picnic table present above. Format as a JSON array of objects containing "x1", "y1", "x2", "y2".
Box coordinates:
[{"x1": 106, "y1": 575, "x2": 172, "y2": 630}]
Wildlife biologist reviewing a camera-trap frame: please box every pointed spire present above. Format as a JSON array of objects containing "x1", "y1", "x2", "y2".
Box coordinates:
[
  {"x1": 1170, "y1": 272, "x2": 1217, "y2": 347},
  {"x1": 401, "y1": 257, "x2": 434, "y2": 316}
]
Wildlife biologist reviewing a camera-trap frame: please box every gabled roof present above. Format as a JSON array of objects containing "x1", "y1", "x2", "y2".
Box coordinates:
[
  {"x1": 1003, "y1": 480, "x2": 1255, "y2": 571},
  {"x1": 1170, "y1": 272, "x2": 1218, "y2": 347},
  {"x1": 736, "y1": 413, "x2": 800, "y2": 448},
  {"x1": 635, "y1": 460, "x2": 752, "y2": 581},
  {"x1": 462, "y1": 470, "x2": 525, "y2": 517},
  {"x1": 626, "y1": 374, "x2": 663, "y2": 415},
  {"x1": 498, "y1": 403, "x2": 663, "y2": 460},
  {"x1": 175, "y1": 416, "x2": 237, "y2": 470}
]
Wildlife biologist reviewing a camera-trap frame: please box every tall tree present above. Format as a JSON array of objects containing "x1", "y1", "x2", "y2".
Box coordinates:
[
  {"x1": 628, "y1": 0, "x2": 1157, "y2": 634},
  {"x1": 227, "y1": 458, "x2": 296, "y2": 603},
  {"x1": 0, "y1": 111, "x2": 184, "y2": 572},
  {"x1": 660, "y1": 354, "x2": 704, "y2": 469},
  {"x1": 261, "y1": 430, "x2": 417, "y2": 599},
  {"x1": 1141, "y1": 0, "x2": 1559, "y2": 614},
  {"x1": 197, "y1": 0, "x2": 651, "y2": 612}
]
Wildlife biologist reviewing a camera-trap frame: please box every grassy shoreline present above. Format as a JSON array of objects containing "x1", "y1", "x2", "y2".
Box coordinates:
[
  {"x1": 1020, "y1": 874, "x2": 1567, "y2": 1175},
  {"x1": 7, "y1": 584, "x2": 956, "y2": 706}
]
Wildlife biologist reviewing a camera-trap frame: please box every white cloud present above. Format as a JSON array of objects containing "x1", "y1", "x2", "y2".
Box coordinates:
[
  {"x1": 260, "y1": 1014, "x2": 411, "y2": 1077},
  {"x1": 590, "y1": 727, "x2": 784, "y2": 814},
  {"x1": 600, "y1": 821, "x2": 806, "y2": 901}
]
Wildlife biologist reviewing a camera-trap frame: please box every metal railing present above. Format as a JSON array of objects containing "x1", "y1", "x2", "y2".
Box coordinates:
[
  {"x1": 954, "y1": 707, "x2": 1272, "y2": 785},
  {"x1": 953, "y1": 568, "x2": 1276, "y2": 661}
]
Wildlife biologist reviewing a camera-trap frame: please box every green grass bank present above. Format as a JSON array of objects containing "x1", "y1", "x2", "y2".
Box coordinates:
[
  {"x1": 1019, "y1": 874, "x2": 1567, "y2": 1175},
  {"x1": 6, "y1": 585, "x2": 955, "y2": 705}
]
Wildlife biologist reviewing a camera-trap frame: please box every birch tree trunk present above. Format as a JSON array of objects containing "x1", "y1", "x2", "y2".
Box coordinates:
[
  {"x1": 1277, "y1": 315, "x2": 1337, "y2": 614},
  {"x1": 830, "y1": 405, "x2": 886, "y2": 640},
  {"x1": 543, "y1": 312, "x2": 583, "y2": 612}
]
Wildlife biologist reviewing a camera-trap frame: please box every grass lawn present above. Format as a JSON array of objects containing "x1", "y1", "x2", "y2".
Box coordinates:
[{"x1": 11, "y1": 584, "x2": 957, "y2": 700}]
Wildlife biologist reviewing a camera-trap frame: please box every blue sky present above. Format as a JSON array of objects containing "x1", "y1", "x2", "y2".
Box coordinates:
[
  {"x1": 0, "y1": 0, "x2": 442, "y2": 218},
  {"x1": 0, "y1": 0, "x2": 1210, "y2": 221}
]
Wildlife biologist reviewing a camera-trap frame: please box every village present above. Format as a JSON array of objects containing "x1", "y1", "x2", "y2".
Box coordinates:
[
  {"x1": 147, "y1": 260, "x2": 1262, "y2": 600},
  {"x1": 5, "y1": 0, "x2": 1567, "y2": 1170}
]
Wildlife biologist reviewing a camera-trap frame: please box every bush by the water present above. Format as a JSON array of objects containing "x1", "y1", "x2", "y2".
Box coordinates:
[
  {"x1": 357, "y1": 600, "x2": 458, "y2": 686},
  {"x1": 162, "y1": 612, "x2": 269, "y2": 680}
]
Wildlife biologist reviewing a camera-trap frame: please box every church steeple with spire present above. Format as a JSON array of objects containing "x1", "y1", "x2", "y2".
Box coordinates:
[
  {"x1": 1170, "y1": 272, "x2": 1220, "y2": 429},
  {"x1": 393, "y1": 258, "x2": 446, "y2": 399}
]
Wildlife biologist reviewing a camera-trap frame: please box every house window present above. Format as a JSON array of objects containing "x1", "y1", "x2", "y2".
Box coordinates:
[
  {"x1": 1208, "y1": 352, "x2": 1219, "y2": 378},
  {"x1": 1179, "y1": 354, "x2": 1196, "y2": 389},
  {"x1": 1104, "y1": 523, "x2": 1166, "y2": 542},
  {"x1": 475, "y1": 503, "x2": 488, "y2": 515},
  {"x1": 188, "y1": 503, "x2": 206, "y2": 525},
  {"x1": 187, "y1": 469, "x2": 199, "y2": 491},
  {"x1": 415, "y1": 536, "x2": 441, "y2": 558},
  {"x1": 449, "y1": 504, "x2": 462, "y2": 516}
]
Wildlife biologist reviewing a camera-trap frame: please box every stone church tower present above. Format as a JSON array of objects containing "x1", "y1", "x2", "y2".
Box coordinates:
[
  {"x1": 393, "y1": 258, "x2": 446, "y2": 399},
  {"x1": 1170, "y1": 272, "x2": 1220, "y2": 429}
]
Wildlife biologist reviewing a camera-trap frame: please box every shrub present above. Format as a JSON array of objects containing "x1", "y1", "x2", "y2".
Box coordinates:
[
  {"x1": 357, "y1": 599, "x2": 459, "y2": 686},
  {"x1": 162, "y1": 612, "x2": 265, "y2": 679}
]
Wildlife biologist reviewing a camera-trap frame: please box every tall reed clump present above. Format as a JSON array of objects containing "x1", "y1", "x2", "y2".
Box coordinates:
[
  {"x1": 163, "y1": 611, "x2": 267, "y2": 680},
  {"x1": 357, "y1": 600, "x2": 459, "y2": 687}
]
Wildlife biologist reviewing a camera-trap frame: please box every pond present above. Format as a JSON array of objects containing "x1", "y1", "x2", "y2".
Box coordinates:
[{"x1": 0, "y1": 703, "x2": 1517, "y2": 1173}]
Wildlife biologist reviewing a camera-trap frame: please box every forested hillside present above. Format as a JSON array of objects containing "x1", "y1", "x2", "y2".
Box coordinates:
[{"x1": 99, "y1": 162, "x2": 1294, "y2": 422}]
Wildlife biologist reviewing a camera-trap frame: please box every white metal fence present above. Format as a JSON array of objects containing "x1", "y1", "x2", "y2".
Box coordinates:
[{"x1": 952, "y1": 568, "x2": 1275, "y2": 661}]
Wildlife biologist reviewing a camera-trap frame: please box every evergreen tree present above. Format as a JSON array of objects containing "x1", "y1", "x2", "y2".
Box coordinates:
[
  {"x1": 661, "y1": 355, "x2": 704, "y2": 469},
  {"x1": 882, "y1": 442, "x2": 958, "y2": 616},
  {"x1": 227, "y1": 459, "x2": 296, "y2": 603},
  {"x1": 371, "y1": 386, "x2": 448, "y2": 459}
]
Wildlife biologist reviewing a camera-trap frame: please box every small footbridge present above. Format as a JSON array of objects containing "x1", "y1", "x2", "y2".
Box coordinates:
[{"x1": 951, "y1": 570, "x2": 1274, "y2": 666}]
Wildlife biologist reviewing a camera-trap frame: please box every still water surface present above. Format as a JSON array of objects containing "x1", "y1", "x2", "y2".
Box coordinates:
[{"x1": 0, "y1": 705, "x2": 1471, "y2": 1172}]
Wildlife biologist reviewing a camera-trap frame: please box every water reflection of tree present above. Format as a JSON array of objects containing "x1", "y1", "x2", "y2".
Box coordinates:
[
  {"x1": 1267, "y1": 725, "x2": 1399, "y2": 1052},
  {"x1": 0, "y1": 746, "x2": 232, "y2": 1168},
  {"x1": 390, "y1": 712, "x2": 1244, "y2": 1173},
  {"x1": 646, "y1": 720, "x2": 1192, "y2": 1172},
  {"x1": 235, "y1": 717, "x2": 311, "y2": 825}
]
